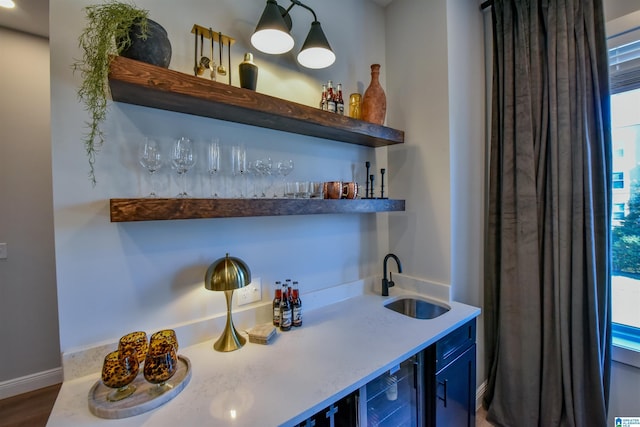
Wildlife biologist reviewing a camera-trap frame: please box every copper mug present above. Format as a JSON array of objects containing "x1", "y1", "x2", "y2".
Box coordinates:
[
  {"x1": 323, "y1": 181, "x2": 345, "y2": 199},
  {"x1": 342, "y1": 182, "x2": 359, "y2": 199}
]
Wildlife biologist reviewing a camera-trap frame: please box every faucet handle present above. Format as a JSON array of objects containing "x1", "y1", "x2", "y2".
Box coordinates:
[{"x1": 388, "y1": 272, "x2": 395, "y2": 288}]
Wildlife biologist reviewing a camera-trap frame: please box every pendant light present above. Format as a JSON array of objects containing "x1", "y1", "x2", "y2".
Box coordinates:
[
  {"x1": 251, "y1": 0, "x2": 335, "y2": 69},
  {"x1": 250, "y1": 0, "x2": 294, "y2": 54}
]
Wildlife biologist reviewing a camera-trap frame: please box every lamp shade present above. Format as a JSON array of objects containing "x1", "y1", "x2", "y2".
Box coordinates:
[
  {"x1": 204, "y1": 253, "x2": 251, "y2": 292},
  {"x1": 297, "y1": 21, "x2": 335, "y2": 69},
  {"x1": 251, "y1": 0, "x2": 295, "y2": 54}
]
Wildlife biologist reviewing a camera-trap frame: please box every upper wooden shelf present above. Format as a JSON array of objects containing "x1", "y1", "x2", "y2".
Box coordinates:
[
  {"x1": 108, "y1": 56, "x2": 404, "y2": 148},
  {"x1": 110, "y1": 198, "x2": 406, "y2": 222}
]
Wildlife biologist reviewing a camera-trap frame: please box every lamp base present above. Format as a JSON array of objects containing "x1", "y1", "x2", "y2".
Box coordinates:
[{"x1": 213, "y1": 290, "x2": 247, "y2": 352}]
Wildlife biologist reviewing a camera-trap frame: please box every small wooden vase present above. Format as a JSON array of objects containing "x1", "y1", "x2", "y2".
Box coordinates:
[{"x1": 362, "y1": 64, "x2": 386, "y2": 125}]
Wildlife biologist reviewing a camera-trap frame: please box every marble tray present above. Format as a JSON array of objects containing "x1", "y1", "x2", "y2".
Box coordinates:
[{"x1": 88, "y1": 355, "x2": 191, "y2": 419}]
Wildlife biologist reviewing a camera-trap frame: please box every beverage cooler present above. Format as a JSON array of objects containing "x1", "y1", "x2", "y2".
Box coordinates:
[{"x1": 359, "y1": 352, "x2": 424, "y2": 427}]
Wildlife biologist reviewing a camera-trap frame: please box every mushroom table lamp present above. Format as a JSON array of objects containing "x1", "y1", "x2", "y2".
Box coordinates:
[{"x1": 204, "y1": 253, "x2": 251, "y2": 352}]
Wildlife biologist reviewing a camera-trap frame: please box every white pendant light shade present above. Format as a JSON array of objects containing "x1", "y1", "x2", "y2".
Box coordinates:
[
  {"x1": 251, "y1": 29, "x2": 294, "y2": 55},
  {"x1": 251, "y1": 0, "x2": 295, "y2": 54},
  {"x1": 0, "y1": 0, "x2": 16, "y2": 8},
  {"x1": 296, "y1": 21, "x2": 335, "y2": 69}
]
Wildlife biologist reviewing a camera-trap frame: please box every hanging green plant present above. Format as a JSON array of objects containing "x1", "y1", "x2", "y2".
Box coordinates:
[{"x1": 72, "y1": 1, "x2": 149, "y2": 186}]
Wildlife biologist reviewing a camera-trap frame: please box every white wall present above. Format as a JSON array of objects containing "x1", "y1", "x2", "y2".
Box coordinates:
[
  {"x1": 0, "y1": 28, "x2": 61, "y2": 386},
  {"x1": 50, "y1": 0, "x2": 391, "y2": 354},
  {"x1": 385, "y1": 0, "x2": 486, "y2": 388}
]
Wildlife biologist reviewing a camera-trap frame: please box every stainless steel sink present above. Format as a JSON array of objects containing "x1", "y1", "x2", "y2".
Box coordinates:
[{"x1": 384, "y1": 298, "x2": 450, "y2": 319}]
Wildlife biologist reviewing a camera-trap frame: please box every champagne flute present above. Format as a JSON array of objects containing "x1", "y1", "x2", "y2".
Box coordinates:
[
  {"x1": 232, "y1": 145, "x2": 247, "y2": 198},
  {"x1": 138, "y1": 138, "x2": 163, "y2": 197},
  {"x1": 208, "y1": 139, "x2": 220, "y2": 198},
  {"x1": 171, "y1": 137, "x2": 197, "y2": 198}
]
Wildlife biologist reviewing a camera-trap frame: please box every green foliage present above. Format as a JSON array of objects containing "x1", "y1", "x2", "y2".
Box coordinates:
[
  {"x1": 72, "y1": 1, "x2": 149, "y2": 186},
  {"x1": 612, "y1": 183, "x2": 640, "y2": 274}
]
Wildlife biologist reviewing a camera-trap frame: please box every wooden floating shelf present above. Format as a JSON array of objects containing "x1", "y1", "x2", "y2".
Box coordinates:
[
  {"x1": 108, "y1": 56, "x2": 404, "y2": 148},
  {"x1": 110, "y1": 198, "x2": 406, "y2": 222}
]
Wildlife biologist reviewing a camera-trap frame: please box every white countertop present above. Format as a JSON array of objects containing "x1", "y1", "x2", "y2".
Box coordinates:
[{"x1": 47, "y1": 285, "x2": 480, "y2": 427}]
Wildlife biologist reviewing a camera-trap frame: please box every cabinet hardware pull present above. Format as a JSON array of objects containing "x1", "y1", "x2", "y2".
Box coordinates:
[{"x1": 437, "y1": 379, "x2": 448, "y2": 408}]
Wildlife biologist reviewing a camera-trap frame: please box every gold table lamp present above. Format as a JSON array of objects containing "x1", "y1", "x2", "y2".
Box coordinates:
[{"x1": 204, "y1": 253, "x2": 251, "y2": 352}]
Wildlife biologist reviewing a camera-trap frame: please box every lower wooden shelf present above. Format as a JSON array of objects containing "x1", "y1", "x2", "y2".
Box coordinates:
[{"x1": 110, "y1": 198, "x2": 406, "y2": 222}]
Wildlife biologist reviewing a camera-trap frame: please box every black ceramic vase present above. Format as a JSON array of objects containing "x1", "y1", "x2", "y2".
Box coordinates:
[
  {"x1": 239, "y1": 53, "x2": 258, "y2": 91},
  {"x1": 120, "y1": 19, "x2": 172, "y2": 68}
]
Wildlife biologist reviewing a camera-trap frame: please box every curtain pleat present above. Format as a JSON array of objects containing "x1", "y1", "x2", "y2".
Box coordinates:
[{"x1": 484, "y1": 0, "x2": 611, "y2": 426}]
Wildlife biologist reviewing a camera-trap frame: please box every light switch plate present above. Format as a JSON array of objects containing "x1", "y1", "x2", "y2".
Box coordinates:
[
  {"x1": 237, "y1": 277, "x2": 262, "y2": 306},
  {"x1": 0, "y1": 243, "x2": 7, "y2": 260}
]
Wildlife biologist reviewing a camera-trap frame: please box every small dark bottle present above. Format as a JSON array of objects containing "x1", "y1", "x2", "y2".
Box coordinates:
[
  {"x1": 336, "y1": 83, "x2": 345, "y2": 116},
  {"x1": 279, "y1": 283, "x2": 292, "y2": 331},
  {"x1": 273, "y1": 281, "x2": 282, "y2": 326},
  {"x1": 327, "y1": 80, "x2": 336, "y2": 113},
  {"x1": 320, "y1": 84, "x2": 328, "y2": 110},
  {"x1": 292, "y1": 281, "x2": 302, "y2": 327}
]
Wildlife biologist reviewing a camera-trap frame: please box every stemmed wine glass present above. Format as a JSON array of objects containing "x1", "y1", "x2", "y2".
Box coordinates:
[
  {"x1": 232, "y1": 145, "x2": 247, "y2": 198},
  {"x1": 101, "y1": 349, "x2": 139, "y2": 402},
  {"x1": 171, "y1": 137, "x2": 197, "y2": 198},
  {"x1": 208, "y1": 139, "x2": 220, "y2": 198},
  {"x1": 138, "y1": 138, "x2": 163, "y2": 197},
  {"x1": 276, "y1": 160, "x2": 294, "y2": 197}
]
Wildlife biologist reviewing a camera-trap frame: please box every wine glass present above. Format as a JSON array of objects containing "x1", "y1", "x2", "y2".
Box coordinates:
[
  {"x1": 171, "y1": 137, "x2": 197, "y2": 198},
  {"x1": 138, "y1": 138, "x2": 163, "y2": 197},
  {"x1": 255, "y1": 157, "x2": 272, "y2": 198},
  {"x1": 118, "y1": 331, "x2": 148, "y2": 367},
  {"x1": 101, "y1": 349, "x2": 139, "y2": 402},
  {"x1": 276, "y1": 160, "x2": 294, "y2": 197},
  {"x1": 143, "y1": 341, "x2": 178, "y2": 396},
  {"x1": 208, "y1": 139, "x2": 220, "y2": 198},
  {"x1": 232, "y1": 145, "x2": 247, "y2": 198}
]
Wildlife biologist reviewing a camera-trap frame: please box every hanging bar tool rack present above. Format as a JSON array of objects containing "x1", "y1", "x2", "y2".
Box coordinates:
[{"x1": 191, "y1": 24, "x2": 236, "y2": 85}]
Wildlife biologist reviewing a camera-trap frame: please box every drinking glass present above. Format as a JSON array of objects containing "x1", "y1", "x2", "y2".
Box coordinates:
[
  {"x1": 256, "y1": 157, "x2": 272, "y2": 198},
  {"x1": 143, "y1": 341, "x2": 178, "y2": 396},
  {"x1": 101, "y1": 349, "x2": 139, "y2": 402},
  {"x1": 276, "y1": 160, "x2": 294, "y2": 197},
  {"x1": 232, "y1": 145, "x2": 247, "y2": 198},
  {"x1": 171, "y1": 137, "x2": 197, "y2": 198},
  {"x1": 208, "y1": 139, "x2": 220, "y2": 198},
  {"x1": 150, "y1": 329, "x2": 179, "y2": 352},
  {"x1": 138, "y1": 138, "x2": 163, "y2": 197},
  {"x1": 118, "y1": 331, "x2": 148, "y2": 366}
]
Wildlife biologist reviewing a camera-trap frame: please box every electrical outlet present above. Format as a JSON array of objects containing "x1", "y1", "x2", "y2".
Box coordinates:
[
  {"x1": 0, "y1": 243, "x2": 7, "y2": 260},
  {"x1": 237, "y1": 277, "x2": 262, "y2": 306}
]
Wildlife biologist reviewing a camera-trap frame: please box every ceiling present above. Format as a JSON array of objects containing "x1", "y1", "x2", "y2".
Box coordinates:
[
  {"x1": 0, "y1": 0, "x2": 48, "y2": 38},
  {"x1": 0, "y1": 0, "x2": 393, "y2": 39}
]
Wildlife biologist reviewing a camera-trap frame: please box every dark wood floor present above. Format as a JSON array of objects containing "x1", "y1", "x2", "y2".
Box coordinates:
[
  {"x1": 0, "y1": 384, "x2": 61, "y2": 427},
  {"x1": 0, "y1": 383, "x2": 492, "y2": 426}
]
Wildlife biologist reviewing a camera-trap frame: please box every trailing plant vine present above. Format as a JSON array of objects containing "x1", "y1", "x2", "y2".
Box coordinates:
[{"x1": 72, "y1": 1, "x2": 149, "y2": 185}]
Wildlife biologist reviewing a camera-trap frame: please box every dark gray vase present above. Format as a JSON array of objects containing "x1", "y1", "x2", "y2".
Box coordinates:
[{"x1": 120, "y1": 19, "x2": 172, "y2": 68}]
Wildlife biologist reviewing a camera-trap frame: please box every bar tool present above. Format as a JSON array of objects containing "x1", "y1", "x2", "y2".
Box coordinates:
[{"x1": 380, "y1": 168, "x2": 387, "y2": 199}]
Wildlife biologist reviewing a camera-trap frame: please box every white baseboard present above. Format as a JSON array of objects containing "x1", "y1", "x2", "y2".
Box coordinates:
[
  {"x1": 0, "y1": 367, "x2": 63, "y2": 400},
  {"x1": 476, "y1": 379, "x2": 487, "y2": 411}
]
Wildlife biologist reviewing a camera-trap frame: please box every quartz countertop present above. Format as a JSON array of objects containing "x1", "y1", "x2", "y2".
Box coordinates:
[{"x1": 47, "y1": 286, "x2": 480, "y2": 426}]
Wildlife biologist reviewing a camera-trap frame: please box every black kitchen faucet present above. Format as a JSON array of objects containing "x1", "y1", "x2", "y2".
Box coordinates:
[{"x1": 382, "y1": 253, "x2": 402, "y2": 296}]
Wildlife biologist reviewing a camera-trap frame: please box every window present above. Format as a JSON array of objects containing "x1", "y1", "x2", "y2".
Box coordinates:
[{"x1": 609, "y1": 27, "x2": 640, "y2": 358}]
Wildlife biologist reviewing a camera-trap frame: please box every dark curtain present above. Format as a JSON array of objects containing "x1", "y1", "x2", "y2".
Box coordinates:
[{"x1": 483, "y1": 0, "x2": 612, "y2": 426}]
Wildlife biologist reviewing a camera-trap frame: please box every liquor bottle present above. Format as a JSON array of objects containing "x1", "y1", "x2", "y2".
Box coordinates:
[
  {"x1": 320, "y1": 84, "x2": 328, "y2": 111},
  {"x1": 273, "y1": 281, "x2": 282, "y2": 326},
  {"x1": 336, "y1": 83, "x2": 344, "y2": 116},
  {"x1": 327, "y1": 80, "x2": 336, "y2": 113},
  {"x1": 292, "y1": 281, "x2": 302, "y2": 327},
  {"x1": 279, "y1": 282, "x2": 292, "y2": 331}
]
